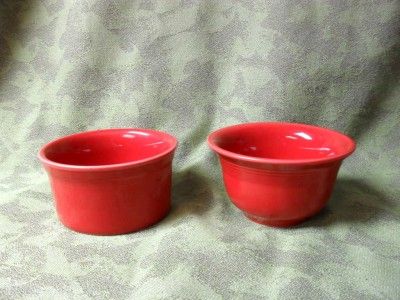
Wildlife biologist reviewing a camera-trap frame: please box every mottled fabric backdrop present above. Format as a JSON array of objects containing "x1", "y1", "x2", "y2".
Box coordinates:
[{"x1": 0, "y1": 0, "x2": 399, "y2": 299}]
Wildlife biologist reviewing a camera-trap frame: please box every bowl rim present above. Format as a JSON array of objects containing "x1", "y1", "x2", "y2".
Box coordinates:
[
  {"x1": 207, "y1": 122, "x2": 356, "y2": 166},
  {"x1": 38, "y1": 128, "x2": 178, "y2": 172}
]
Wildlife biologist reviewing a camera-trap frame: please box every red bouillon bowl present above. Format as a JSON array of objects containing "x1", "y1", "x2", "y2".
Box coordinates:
[
  {"x1": 208, "y1": 122, "x2": 356, "y2": 227},
  {"x1": 38, "y1": 128, "x2": 177, "y2": 235}
]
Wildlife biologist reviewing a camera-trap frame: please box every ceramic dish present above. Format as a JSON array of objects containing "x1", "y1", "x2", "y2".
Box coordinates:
[
  {"x1": 208, "y1": 122, "x2": 356, "y2": 227},
  {"x1": 38, "y1": 128, "x2": 177, "y2": 235}
]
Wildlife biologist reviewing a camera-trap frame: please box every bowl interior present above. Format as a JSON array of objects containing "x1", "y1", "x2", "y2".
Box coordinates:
[
  {"x1": 210, "y1": 123, "x2": 355, "y2": 161},
  {"x1": 42, "y1": 129, "x2": 176, "y2": 166}
]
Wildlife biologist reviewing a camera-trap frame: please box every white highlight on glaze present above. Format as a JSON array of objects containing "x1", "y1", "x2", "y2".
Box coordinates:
[
  {"x1": 127, "y1": 130, "x2": 150, "y2": 137},
  {"x1": 285, "y1": 135, "x2": 297, "y2": 140},
  {"x1": 294, "y1": 131, "x2": 312, "y2": 140}
]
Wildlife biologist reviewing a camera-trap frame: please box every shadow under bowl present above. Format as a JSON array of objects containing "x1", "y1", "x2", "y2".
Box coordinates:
[
  {"x1": 38, "y1": 128, "x2": 177, "y2": 235},
  {"x1": 207, "y1": 122, "x2": 356, "y2": 227}
]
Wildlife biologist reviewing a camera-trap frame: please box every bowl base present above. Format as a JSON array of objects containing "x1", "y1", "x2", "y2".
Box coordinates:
[
  {"x1": 58, "y1": 208, "x2": 170, "y2": 236},
  {"x1": 244, "y1": 213, "x2": 308, "y2": 228}
]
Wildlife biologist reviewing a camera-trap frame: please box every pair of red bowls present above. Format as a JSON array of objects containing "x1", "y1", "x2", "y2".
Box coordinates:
[{"x1": 38, "y1": 122, "x2": 356, "y2": 235}]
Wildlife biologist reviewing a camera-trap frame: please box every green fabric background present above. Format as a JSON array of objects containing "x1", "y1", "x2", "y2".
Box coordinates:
[{"x1": 1, "y1": 0, "x2": 399, "y2": 299}]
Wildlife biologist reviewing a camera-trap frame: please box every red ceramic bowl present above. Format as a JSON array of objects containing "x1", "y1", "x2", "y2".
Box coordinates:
[
  {"x1": 38, "y1": 128, "x2": 177, "y2": 235},
  {"x1": 208, "y1": 122, "x2": 356, "y2": 227}
]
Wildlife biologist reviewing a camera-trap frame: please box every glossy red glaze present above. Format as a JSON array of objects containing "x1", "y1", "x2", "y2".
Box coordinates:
[
  {"x1": 38, "y1": 128, "x2": 177, "y2": 235},
  {"x1": 208, "y1": 122, "x2": 356, "y2": 227}
]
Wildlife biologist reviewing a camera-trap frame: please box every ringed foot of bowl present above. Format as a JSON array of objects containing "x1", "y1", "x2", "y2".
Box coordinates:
[{"x1": 244, "y1": 213, "x2": 309, "y2": 228}]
